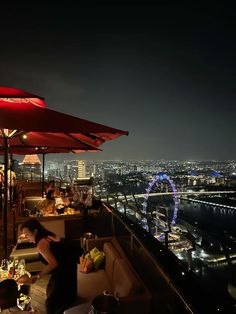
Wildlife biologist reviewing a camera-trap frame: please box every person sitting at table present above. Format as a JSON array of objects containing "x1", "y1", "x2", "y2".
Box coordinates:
[
  {"x1": 17, "y1": 218, "x2": 81, "y2": 314},
  {"x1": 45, "y1": 180, "x2": 55, "y2": 194},
  {"x1": 39, "y1": 190, "x2": 57, "y2": 216},
  {"x1": 56, "y1": 189, "x2": 70, "y2": 207},
  {"x1": 54, "y1": 189, "x2": 71, "y2": 214}
]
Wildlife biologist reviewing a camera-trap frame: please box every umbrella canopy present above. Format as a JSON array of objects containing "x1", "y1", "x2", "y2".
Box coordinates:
[
  {"x1": 0, "y1": 146, "x2": 100, "y2": 155},
  {"x1": 0, "y1": 132, "x2": 102, "y2": 154},
  {"x1": 0, "y1": 86, "x2": 46, "y2": 107},
  {"x1": 0, "y1": 132, "x2": 103, "y2": 152},
  {"x1": 0, "y1": 96, "x2": 128, "y2": 258},
  {"x1": 0, "y1": 99, "x2": 128, "y2": 145}
]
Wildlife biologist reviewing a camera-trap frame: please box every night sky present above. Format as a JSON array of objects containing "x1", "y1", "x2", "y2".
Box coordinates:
[{"x1": 1, "y1": 2, "x2": 235, "y2": 161}]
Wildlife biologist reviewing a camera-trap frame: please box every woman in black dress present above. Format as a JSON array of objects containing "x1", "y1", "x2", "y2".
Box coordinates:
[{"x1": 18, "y1": 218, "x2": 80, "y2": 314}]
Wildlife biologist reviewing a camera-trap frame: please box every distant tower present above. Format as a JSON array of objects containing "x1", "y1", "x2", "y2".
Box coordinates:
[
  {"x1": 22, "y1": 154, "x2": 41, "y2": 165},
  {"x1": 92, "y1": 163, "x2": 96, "y2": 177},
  {"x1": 77, "y1": 160, "x2": 86, "y2": 178},
  {"x1": 21, "y1": 154, "x2": 41, "y2": 181}
]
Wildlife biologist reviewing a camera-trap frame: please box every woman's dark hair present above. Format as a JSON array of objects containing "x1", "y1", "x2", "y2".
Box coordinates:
[
  {"x1": 46, "y1": 189, "x2": 55, "y2": 200},
  {"x1": 21, "y1": 218, "x2": 55, "y2": 244}
]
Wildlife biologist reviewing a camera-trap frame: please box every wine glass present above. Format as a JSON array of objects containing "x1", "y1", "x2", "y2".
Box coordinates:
[
  {"x1": 18, "y1": 259, "x2": 26, "y2": 277},
  {"x1": 18, "y1": 259, "x2": 25, "y2": 270},
  {"x1": 1, "y1": 259, "x2": 8, "y2": 270},
  {"x1": 0, "y1": 259, "x2": 10, "y2": 280}
]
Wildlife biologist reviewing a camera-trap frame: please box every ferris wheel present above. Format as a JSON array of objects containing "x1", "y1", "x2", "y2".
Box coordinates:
[{"x1": 142, "y1": 172, "x2": 179, "y2": 227}]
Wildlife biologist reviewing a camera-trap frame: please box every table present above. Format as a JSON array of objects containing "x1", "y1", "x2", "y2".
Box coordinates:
[{"x1": 0, "y1": 260, "x2": 32, "y2": 311}]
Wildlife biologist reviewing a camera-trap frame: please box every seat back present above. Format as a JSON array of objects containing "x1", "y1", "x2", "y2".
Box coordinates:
[
  {"x1": 0, "y1": 279, "x2": 18, "y2": 310},
  {"x1": 112, "y1": 258, "x2": 142, "y2": 298},
  {"x1": 17, "y1": 219, "x2": 65, "y2": 240},
  {"x1": 103, "y1": 242, "x2": 120, "y2": 283}
]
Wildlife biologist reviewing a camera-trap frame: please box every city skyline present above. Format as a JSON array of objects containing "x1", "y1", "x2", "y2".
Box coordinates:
[
  {"x1": 0, "y1": 3, "x2": 235, "y2": 161},
  {"x1": 10, "y1": 155, "x2": 236, "y2": 164}
]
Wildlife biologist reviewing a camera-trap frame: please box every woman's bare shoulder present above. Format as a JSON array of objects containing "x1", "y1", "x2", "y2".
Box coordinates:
[
  {"x1": 48, "y1": 235, "x2": 60, "y2": 242},
  {"x1": 37, "y1": 238, "x2": 50, "y2": 250},
  {"x1": 37, "y1": 236, "x2": 60, "y2": 250}
]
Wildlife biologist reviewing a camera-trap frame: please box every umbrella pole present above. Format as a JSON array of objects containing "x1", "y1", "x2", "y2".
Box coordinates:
[
  {"x1": 42, "y1": 153, "x2": 45, "y2": 198},
  {"x1": 3, "y1": 133, "x2": 9, "y2": 258},
  {"x1": 9, "y1": 153, "x2": 13, "y2": 207}
]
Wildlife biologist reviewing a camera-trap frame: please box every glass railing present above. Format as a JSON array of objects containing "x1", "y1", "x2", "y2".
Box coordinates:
[{"x1": 100, "y1": 191, "x2": 236, "y2": 313}]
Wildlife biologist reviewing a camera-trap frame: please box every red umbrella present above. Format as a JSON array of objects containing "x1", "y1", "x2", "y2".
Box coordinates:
[
  {"x1": 0, "y1": 86, "x2": 46, "y2": 107},
  {"x1": 0, "y1": 97, "x2": 128, "y2": 257},
  {"x1": 0, "y1": 132, "x2": 102, "y2": 153},
  {"x1": 0, "y1": 146, "x2": 100, "y2": 154},
  {"x1": 0, "y1": 99, "x2": 128, "y2": 138}
]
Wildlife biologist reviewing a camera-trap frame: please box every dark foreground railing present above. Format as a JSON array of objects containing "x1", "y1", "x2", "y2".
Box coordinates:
[
  {"x1": 98, "y1": 197, "x2": 236, "y2": 314},
  {"x1": 98, "y1": 201, "x2": 196, "y2": 314}
]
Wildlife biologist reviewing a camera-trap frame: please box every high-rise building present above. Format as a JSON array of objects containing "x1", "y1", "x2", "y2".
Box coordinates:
[
  {"x1": 90, "y1": 163, "x2": 96, "y2": 177},
  {"x1": 77, "y1": 160, "x2": 86, "y2": 178}
]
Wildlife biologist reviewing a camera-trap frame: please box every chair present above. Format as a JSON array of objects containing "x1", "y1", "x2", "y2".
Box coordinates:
[{"x1": 0, "y1": 279, "x2": 19, "y2": 310}]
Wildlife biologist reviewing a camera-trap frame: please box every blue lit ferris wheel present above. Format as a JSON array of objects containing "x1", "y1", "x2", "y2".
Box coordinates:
[{"x1": 142, "y1": 172, "x2": 179, "y2": 227}]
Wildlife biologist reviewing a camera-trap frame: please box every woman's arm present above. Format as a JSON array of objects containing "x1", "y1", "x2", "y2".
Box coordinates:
[
  {"x1": 17, "y1": 238, "x2": 59, "y2": 284},
  {"x1": 30, "y1": 238, "x2": 58, "y2": 283},
  {"x1": 36, "y1": 238, "x2": 58, "y2": 278}
]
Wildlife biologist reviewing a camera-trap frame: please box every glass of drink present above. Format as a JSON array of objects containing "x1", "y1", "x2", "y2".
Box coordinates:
[{"x1": 1, "y1": 259, "x2": 8, "y2": 270}]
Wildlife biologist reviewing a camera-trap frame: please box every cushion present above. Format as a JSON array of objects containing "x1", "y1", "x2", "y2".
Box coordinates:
[
  {"x1": 89, "y1": 247, "x2": 105, "y2": 269},
  {"x1": 112, "y1": 258, "x2": 142, "y2": 298},
  {"x1": 103, "y1": 242, "x2": 120, "y2": 283}
]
